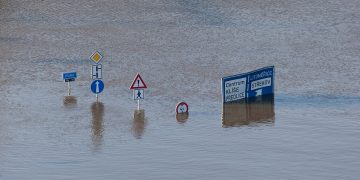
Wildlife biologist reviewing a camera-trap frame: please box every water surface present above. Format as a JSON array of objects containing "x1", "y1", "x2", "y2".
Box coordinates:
[{"x1": 0, "y1": 0, "x2": 360, "y2": 179}]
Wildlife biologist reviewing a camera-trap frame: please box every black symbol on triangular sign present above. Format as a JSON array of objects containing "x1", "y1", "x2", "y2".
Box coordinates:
[{"x1": 130, "y1": 73, "x2": 147, "y2": 89}]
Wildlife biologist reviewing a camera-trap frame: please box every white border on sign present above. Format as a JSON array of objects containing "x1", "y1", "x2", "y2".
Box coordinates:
[{"x1": 133, "y1": 89, "x2": 145, "y2": 100}]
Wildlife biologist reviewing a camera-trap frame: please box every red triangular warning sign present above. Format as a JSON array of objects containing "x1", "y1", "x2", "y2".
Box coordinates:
[{"x1": 130, "y1": 73, "x2": 147, "y2": 89}]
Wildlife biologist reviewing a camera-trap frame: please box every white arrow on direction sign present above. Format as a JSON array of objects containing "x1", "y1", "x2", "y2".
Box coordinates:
[
  {"x1": 96, "y1": 81, "x2": 100, "y2": 93},
  {"x1": 255, "y1": 89, "x2": 262, "y2": 96}
]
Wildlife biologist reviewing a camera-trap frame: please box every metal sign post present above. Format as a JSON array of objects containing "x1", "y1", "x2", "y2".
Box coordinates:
[
  {"x1": 130, "y1": 74, "x2": 147, "y2": 110},
  {"x1": 133, "y1": 89, "x2": 144, "y2": 110},
  {"x1": 91, "y1": 80, "x2": 104, "y2": 102},
  {"x1": 90, "y1": 51, "x2": 104, "y2": 101},
  {"x1": 63, "y1": 72, "x2": 77, "y2": 96},
  {"x1": 67, "y1": 81, "x2": 71, "y2": 96},
  {"x1": 138, "y1": 99, "x2": 140, "y2": 110}
]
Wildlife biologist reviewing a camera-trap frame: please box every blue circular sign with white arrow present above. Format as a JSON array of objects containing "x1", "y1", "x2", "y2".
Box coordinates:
[{"x1": 91, "y1": 80, "x2": 104, "y2": 94}]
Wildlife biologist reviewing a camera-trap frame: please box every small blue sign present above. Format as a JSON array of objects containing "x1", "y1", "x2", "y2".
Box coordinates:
[
  {"x1": 222, "y1": 66, "x2": 274, "y2": 103},
  {"x1": 91, "y1": 80, "x2": 104, "y2": 94},
  {"x1": 63, "y1": 72, "x2": 77, "y2": 81}
]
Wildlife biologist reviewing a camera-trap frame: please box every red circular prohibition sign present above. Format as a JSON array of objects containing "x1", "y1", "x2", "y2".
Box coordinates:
[{"x1": 176, "y1": 102, "x2": 189, "y2": 114}]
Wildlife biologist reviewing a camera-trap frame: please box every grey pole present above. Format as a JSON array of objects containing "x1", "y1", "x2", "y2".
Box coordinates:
[{"x1": 67, "y1": 81, "x2": 71, "y2": 96}]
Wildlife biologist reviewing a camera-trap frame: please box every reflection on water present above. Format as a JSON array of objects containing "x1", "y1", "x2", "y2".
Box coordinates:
[
  {"x1": 63, "y1": 96, "x2": 77, "y2": 107},
  {"x1": 222, "y1": 94, "x2": 275, "y2": 127},
  {"x1": 132, "y1": 110, "x2": 146, "y2": 139},
  {"x1": 91, "y1": 102, "x2": 104, "y2": 149},
  {"x1": 176, "y1": 112, "x2": 189, "y2": 124}
]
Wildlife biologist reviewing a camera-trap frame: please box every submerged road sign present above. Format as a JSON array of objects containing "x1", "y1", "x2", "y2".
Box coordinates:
[
  {"x1": 223, "y1": 77, "x2": 247, "y2": 102},
  {"x1": 63, "y1": 72, "x2": 77, "y2": 96},
  {"x1": 130, "y1": 73, "x2": 147, "y2": 110},
  {"x1": 130, "y1": 73, "x2": 147, "y2": 89},
  {"x1": 63, "y1": 72, "x2": 77, "y2": 82},
  {"x1": 91, "y1": 80, "x2": 104, "y2": 94},
  {"x1": 222, "y1": 66, "x2": 274, "y2": 103},
  {"x1": 176, "y1": 102, "x2": 189, "y2": 114},
  {"x1": 92, "y1": 64, "x2": 102, "y2": 79},
  {"x1": 133, "y1": 89, "x2": 144, "y2": 100},
  {"x1": 90, "y1": 51, "x2": 103, "y2": 64}
]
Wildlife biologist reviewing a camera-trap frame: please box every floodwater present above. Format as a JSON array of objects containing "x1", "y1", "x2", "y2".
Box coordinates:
[
  {"x1": 222, "y1": 94, "x2": 275, "y2": 127},
  {"x1": 1, "y1": 0, "x2": 360, "y2": 179}
]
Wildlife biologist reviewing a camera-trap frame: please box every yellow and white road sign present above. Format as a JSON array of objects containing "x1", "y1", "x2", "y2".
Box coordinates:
[{"x1": 90, "y1": 51, "x2": 103, "y2": 64}]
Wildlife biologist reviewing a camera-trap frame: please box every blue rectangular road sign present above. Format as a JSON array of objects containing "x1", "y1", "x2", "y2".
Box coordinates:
[
  {"x1": 63, "y1": 72, "x2": 77, "y2": 81},
  {"x1": 222, "y1": 66, "x2": 274, "y2": 103}
]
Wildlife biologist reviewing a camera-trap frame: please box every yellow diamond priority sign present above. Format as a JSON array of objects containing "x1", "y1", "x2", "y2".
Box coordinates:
[{"x1": 90, "y1": 51, "x2": 103, "y2": 64}]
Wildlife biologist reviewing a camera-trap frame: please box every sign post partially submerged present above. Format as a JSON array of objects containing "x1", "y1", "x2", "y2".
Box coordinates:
[
  {"x1": 62, "y1": 72, "x2": 77, "y2": 96},
  {"x1": 176, "y1": 102, "x2": 189, "y2": 114},
  {"x1": 222, "y1": 66, "x2": 274, "y2": 103},
  {"x1": 91, "y1": 79, "x2": 104, "y2": 101},
  {"x1": 90, "y1": 51, "x2": 104, "y2": 101},
  {"x1": 130, "y1": 73, "x2": 147, "y2": 110}
]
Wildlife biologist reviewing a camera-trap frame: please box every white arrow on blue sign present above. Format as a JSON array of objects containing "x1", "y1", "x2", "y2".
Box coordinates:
[
  {"x1": 222, "y1": 66, "x2": 274, "y2": 103},
  {"x1": 91, "y1": 80, "x2": 104, "y2": 94}
]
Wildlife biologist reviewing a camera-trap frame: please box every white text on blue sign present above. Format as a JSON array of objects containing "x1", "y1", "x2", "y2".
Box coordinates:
[{"x1": 222, "y1": 66, "x2": 274, "y2": 103}]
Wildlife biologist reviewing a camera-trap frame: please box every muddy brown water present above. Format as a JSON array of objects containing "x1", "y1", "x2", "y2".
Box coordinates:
[{"x1": 0, "y1": 0, "x2": 360, "y2": 179}]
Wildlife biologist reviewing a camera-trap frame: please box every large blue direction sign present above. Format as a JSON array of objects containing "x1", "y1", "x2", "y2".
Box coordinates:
[
  {"x1": 63, "y1": 72, "x2": 77, "y2": 82},
  {"x1": 222, "y1": 66, "x2": 274, "y2": 103},
  {"x1": 91, "y1": 80, "x2": 104, "y2": 94}
]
